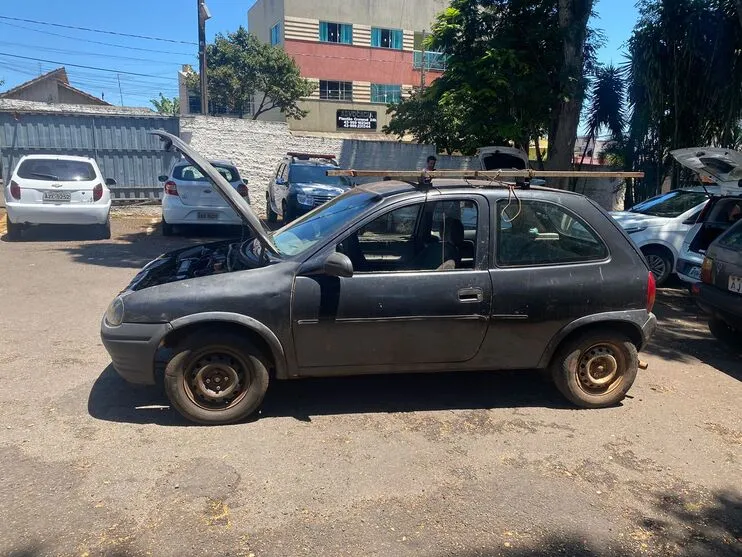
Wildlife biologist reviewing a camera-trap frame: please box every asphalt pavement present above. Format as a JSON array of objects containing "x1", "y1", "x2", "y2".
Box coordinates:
[{"x1": 0, "y1": 212, "x2": 740, "y2": 557}]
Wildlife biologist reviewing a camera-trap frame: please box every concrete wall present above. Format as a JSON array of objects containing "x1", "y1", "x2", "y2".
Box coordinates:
[
  {"x1": 247, "y1": 0, "x2": 285, "y2": 43},
  {"x1": 282, "y1": 0, "x2": 448, "y2": 31}
]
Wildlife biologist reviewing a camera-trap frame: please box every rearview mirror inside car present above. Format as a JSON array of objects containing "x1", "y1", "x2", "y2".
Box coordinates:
[
  {"x1": 323, "y1": 252, "x2": 354, "y2": 278},
  {"x1": 105, "y1": 178, "x2": 117, "y2": 186}
]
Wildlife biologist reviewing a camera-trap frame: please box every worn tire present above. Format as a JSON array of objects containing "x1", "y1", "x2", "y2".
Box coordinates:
[
  {"x1": 551, "y1": 330, "x2": 638, "y2": 409},
  {"x1": 642, "y1": 246, "x2": 673, "y2": 286},
  {"x1": 162, "y1": 219, "x2": 174, "y2": 236},
  {"x1": 6, "y1": 216, "x2": 21, "y2": 241},
  {"x1": 266, "y1": 194, "x2": 277, "y2": 223},
  {"x1": 164, "y1": 331, "x2": 270, "y2": 425}
]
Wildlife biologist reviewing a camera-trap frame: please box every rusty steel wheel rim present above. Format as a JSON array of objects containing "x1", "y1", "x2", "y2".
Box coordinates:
[
  {"x1": 183, "y1": 347, "x2": 251, "y2": 411},
  {"x1": 576, "y1": 342, "x2": 625, "y2": 395}
]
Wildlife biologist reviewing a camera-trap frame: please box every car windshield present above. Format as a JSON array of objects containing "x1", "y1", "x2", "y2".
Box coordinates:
[
  {"x1": 272, "y1": 188, "x2": 380, "y2": 256},
  {"x1": 289, "y1": 165, "x2": 351, "y2": 187},
  {"x1": 630, "y1": 190, "x2": 709, "y2": 217},
  {"x1": 17, "y1": 159, "x2": 96, "y2": 181},
  {"x1": 174, "y1": 164, "x2": 239, "y2": 183}
]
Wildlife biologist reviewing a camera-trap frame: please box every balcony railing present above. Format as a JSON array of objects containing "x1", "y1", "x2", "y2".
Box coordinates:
[{"x1": 413, "y1": 50, "x2": 447, "y2": 71}]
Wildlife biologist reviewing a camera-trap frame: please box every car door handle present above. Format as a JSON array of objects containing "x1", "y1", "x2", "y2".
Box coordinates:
[{"x1": 458, "y1": 287, "x2": 483, "y2": 303}]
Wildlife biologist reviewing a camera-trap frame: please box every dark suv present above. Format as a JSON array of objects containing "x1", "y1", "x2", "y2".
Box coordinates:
[
  {"x1": 101, "y1": 132, "x2": 657, "y2": 425},
  {"x1": 266, "y1": 152, "x2": 352, "y2": 222}
]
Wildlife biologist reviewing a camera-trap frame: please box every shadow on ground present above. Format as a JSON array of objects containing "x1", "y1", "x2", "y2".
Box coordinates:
[
  {"x1": 87, "y1": 364, "x2": 574, "y2": 427},
  {"x1": 646, "y1": 287, "x2": 742, "y2": 382}
]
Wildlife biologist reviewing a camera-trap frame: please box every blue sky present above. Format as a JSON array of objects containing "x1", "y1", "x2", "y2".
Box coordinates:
[{"x1": 0, "y1": 0, "x2": 639, "y2": 108}]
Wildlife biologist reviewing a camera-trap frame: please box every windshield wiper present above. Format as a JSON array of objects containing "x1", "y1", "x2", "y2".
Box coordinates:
[{"x1": 30, "y1": 172, "x2": 60, "y2": 180}]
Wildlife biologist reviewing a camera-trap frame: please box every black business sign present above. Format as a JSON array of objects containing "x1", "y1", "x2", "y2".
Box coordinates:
[{"x1": 336, "y1": 109, "x2": 378, "y2": 130}]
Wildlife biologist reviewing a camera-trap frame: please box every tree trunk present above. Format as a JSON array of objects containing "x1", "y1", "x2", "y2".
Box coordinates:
[
  {"x1": 534, "y1": 136, "x2": 545, "y2": 170},
  {"x1": 545, "y1": 0, "x2": 595, "y2": 189},
  {"x1": 736, "y1": 0, "x2": 742, "y2": 29}
]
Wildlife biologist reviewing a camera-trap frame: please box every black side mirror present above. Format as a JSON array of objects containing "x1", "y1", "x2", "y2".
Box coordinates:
[
  {"x1": 158, "y1": 175, "x2": 168, "y2": 183},
  {"x1": 323, "y1": 252, "x2": 353, "y2": 278},
  {"x1": 105, "y1": 178, "x2": 117, "y2": 186}
]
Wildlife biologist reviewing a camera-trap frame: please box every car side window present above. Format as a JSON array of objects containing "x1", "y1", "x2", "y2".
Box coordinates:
[
  {"x1": 276, "y1": 164, "x2": 285, "y2": 181},
  {"x1": 281, "y1": 164, "x2": 290, "y2": 183},
  {"x1": 497, "y1": 199, "x2": 607, "y2": 266},
  {"x1": 337, "y1": 199, "x2": 478, "y2": 273}
]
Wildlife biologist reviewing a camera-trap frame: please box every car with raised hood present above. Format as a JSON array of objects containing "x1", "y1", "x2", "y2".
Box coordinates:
[
  {"x1": 670, "y1": 147, "x2": 742, "y2": 284},
  {"x1": 609, "y1": 187, "x2": 717, "y2": 285},
  {"x1": 159, "y1": 159, "x2": 249, "y2": 235},
  {"x1": 266, "y1": 152, "x2": 352, "y2": 223},
  {"x1": 101, "y1": 131, "x2": 657, "y2": 425},
  {"x1": 4, "y1": 154, "x2": 115, "y2": 240},
  {"x1": 692, "y1": 217, "x2": 742, "y2": 342}
]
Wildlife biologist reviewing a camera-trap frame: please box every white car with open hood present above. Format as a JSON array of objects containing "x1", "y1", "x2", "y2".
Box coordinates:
[
  {"x1": 670, "y1": 147, "x2": 742, "y2": 284},
  {"x1": 4, "y1": 154, "x2": 115, "y2": 240}
]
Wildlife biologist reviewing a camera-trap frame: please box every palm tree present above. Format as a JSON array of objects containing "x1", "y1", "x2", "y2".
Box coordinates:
[{"x1": 579, "y1": 65, "x2": 626, "y2": 169}]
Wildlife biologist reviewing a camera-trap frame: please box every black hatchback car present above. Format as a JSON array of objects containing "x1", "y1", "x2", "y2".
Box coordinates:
[{"x1": 101, "y1": 132, "x2": 657, "y2": 425}]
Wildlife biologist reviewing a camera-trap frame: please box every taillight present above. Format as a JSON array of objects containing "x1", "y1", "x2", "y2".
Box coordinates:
[
  {"x1": 9, "y1": 180, "x2": 20, "y2": 200},
  {"x1": 700, "y1": 257, "x2": 713, "y2": 284},
  {"x1": 164, "y1": 181, "x2": 178, "y2": 196},
  {"x1": 237, "y1": 183, "x2": 249, "y2": 197},
  {"x1": 93, "y1": 183, "x2": 103, "y2": 202},
  {"x1": 646, "y1": 271, "x2": 656, "y2": 313}
]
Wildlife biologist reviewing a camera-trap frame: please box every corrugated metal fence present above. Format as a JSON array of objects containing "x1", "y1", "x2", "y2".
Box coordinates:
[{"x1": 0, "y1": 112, "x2": 179, "y2": 200}]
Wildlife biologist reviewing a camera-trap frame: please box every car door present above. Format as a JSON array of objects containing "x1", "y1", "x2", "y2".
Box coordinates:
[
  {"x1": 481, "y1": 196, "x2": 621, "y2": 370},
  {"x1": 275, "y1": 163, "x2": 290, "y2": 210},
  {"x1": 291, "y1": 195, "x2": 492, "y2": 371}
]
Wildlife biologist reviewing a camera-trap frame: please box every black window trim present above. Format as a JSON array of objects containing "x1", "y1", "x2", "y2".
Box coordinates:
[{"x1": 492, "y1": 198, "x2": 611, "y2": 269}]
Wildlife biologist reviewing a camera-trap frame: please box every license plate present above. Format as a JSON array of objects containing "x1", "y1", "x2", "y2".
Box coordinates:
[
  {"x1": 197, "y1": 212, "x2": 218, "y2": 220},
  {"x1": 688, "y1": 266, "x2": 701, "y2": 280},
  {"x1": 729, "y1": 275, "x2": 742, "y2": 294},
  {"x1": 43, "y1": 191, "x2": 71, "y2": 202}
]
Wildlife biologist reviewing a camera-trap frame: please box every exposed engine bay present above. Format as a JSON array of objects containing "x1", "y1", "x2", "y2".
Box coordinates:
[{"x1": 128, "y1": 238, "x2": 262, "y2": 291}]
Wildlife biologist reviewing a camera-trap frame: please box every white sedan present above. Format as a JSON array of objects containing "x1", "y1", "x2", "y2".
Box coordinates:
[
  {"x1": 4, "y1": 154, "x2": 114, "y2": 240},
  {"x1": 160, "y1": 159, "x2": 249, "y2": 236},
  {"x1": 610, "y1": 186, "x2": 718, "y2": 285}
]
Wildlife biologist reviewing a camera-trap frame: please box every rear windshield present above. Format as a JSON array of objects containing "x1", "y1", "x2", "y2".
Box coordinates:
[
  {"x1": 630, "y1": 190, "x2": 709, "y2": 217},
  {"x1": 288, "y1": 165, "x2": 351, "y2": 187},
  {"x1": 17, "y1": 159, "x2": 96, "y2": 181},
  {"x1": 719, "y1": 222, "x2": 742, "y2": 249},
  {"x1": 173, "y1": 164, "x2": 239, "y2": 183}
]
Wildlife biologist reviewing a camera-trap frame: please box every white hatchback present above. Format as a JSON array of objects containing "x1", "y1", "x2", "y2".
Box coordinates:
[
  {"x1": 160, "y1": 160, "x2": 249, "y2": 235},
  {"x1": 4, "y1": 154, "x2": 114, "y2": 240}
]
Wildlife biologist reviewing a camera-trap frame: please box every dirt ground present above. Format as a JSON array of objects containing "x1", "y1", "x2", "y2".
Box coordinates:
[{"x1": 0, "y1": 213, "x2": 740, "y2": 557}]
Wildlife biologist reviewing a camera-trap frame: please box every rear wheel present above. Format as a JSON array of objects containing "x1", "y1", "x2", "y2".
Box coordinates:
[
  {"x1": 642, "y1": 246, "x2": 673, "y2": 286},
  {"x1": 164, "y1": 331, "x2": 270, "y2": 425},
  {"x1": 6, "y1": 216, "x2": 21, "y2": 241},
  {"x1": 97, "y1": 220, "x2": 111, "y2": 240},
  {"x1": 162, "y1": 218, "x2": 174, "y2": 236},
  {"x1": 551, "y1": 330, "x2": 638, "y2": 408},
  {"x1": 266, "y1": 193, "x2": 277, "y2": 223},
  {"x1": 708, "y1": 317, "x2": 740, "y2": 347}
]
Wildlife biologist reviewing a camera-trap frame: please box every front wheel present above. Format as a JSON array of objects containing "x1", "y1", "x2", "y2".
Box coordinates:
[
  {"x1": 266, "y1": 193, "x2": 277, "y2": 223},
  {"x1": 551, "y1": 331, "x2": 638, "y2": 408},
  {"x1": 164, "y1": 331, "x2": 270, "y2": 425}
]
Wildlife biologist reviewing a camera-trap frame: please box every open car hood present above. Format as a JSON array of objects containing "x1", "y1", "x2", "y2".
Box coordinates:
[
  {"x1": 670, "y1": 147, "x2": 742, "y2": 196},
  {"x1": 153, "y1": 131, "x2": 277, "y2": 254}
]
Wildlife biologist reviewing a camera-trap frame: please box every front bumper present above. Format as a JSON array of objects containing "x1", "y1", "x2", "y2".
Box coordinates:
[
  {"x1": 695, "y1": 284, "x2": 742, "y2": 330},
  {"x1": 100, "y1": 319, "x2": 172, "y2": 385},
  {"x1": 6, "y1": 201, "x2": 110, "y2": 225}
]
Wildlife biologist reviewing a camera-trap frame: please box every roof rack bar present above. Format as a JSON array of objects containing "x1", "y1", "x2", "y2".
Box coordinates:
[
  {"x1": 327, "y1": 169, "x2": 644, "y2": 179},
  {"x1": 287, "y1": 152, "x2": 337, "y2": 159}
]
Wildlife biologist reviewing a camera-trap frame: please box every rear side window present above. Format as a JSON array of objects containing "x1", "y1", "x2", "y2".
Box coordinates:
[
  {"x1": 719, "y1": 223, "x2": 742, "y2": 249},
  {"x1": 173, "y1": 164, "x2": 238, "y2": 182},
  {"x1": 497, "y1": 199, "x2": 608, "y2": 266},
  {"x1": 17, "y1": 159, "x2": 96, "y2": 181}
]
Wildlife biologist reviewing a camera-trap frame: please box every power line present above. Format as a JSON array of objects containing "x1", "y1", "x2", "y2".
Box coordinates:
[
  {"x1": 0, "y1": 52, "x2": 176, "y2": 80},
  {"x1": 0, "y1": 21, "x2": 194, "y2": 56},
  {"x1": 0, "y1": 15, "x2": 197, "y2": 46}
]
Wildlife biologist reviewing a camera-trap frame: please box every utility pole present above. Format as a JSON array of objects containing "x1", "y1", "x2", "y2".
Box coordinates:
[
  {"x1": 420, "y1": 29, "x2": 426, "y2": 91},
  {"x1": 117, "y1": 73, "x2": 124, "y2": 106},
  {"x1": 198, "y1": 0, "x2": 211, "y2": 115}
]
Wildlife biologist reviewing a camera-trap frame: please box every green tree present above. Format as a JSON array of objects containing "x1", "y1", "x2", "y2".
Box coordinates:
[
  {"x1": 187, "y1": 27, "x2": 314, "y2": 119},
  {"x1": 625, "y1": 0, "x2": 742, "y2": 199},
  {"x1": 384, "y1": 0, "x2": 599, "y2": 162},
  {"x1": 150, "y1": 93, "x2": 180, "y2": 115}
]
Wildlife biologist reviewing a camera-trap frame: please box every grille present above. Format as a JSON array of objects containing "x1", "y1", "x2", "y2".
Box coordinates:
[{"x1": 312, "y1": 194, "x2": 335, "y2": 207}]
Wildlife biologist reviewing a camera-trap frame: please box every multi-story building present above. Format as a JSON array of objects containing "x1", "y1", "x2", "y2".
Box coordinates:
[{"x1": 180, "y1": 0, "x2": 447, "y2": 134}]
